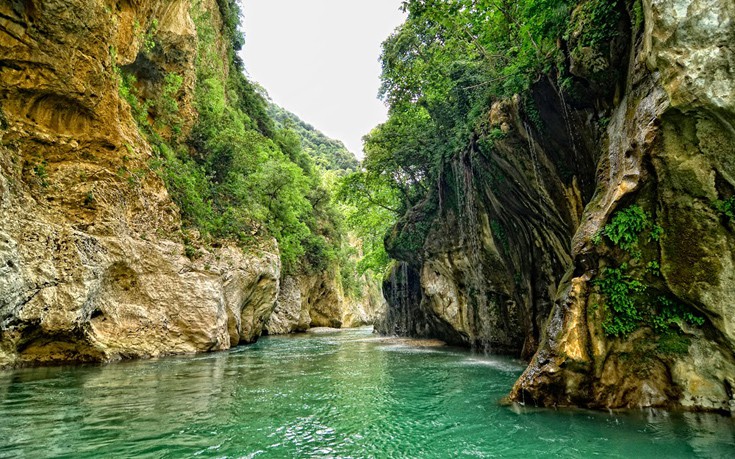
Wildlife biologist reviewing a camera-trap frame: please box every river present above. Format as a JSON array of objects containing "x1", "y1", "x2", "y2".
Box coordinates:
[{"x1": 0, "y1": 327, "x2": 733, "y2": 458}]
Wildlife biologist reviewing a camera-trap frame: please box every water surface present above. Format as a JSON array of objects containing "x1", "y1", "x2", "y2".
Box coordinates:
[{"x1": 0, "y1": 328, "x2": 733, "y2": 458}]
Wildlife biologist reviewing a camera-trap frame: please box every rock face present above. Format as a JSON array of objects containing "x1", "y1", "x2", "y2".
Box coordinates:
[
  {"x1": 266, "y1": 276, "x2": 311, "y2": 335},
  {"x1": 0, "y1": 0, "x2": 281, "y2": 367},
  {"x1": 511, "y1": 0, "x2": 735, "y2": 413},
  {"x1": 377, "y1": 78, "x2": 603, "y2": 357},
  {"x1": 378, "y1": 0, "x2": 735, "y2": 412},
  {"x1": 267, "y1": 273, "x2": 385, "y2": 335}
]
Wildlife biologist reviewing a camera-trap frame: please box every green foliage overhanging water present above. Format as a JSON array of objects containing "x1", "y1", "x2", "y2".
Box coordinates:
[{"x1": 338, "y1": 0, "x2": 587, "y2": 272}]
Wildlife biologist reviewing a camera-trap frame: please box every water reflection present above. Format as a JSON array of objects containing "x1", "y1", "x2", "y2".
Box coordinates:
[{"x1": 0, "y1": 328, "x2": 733, "y2": 458}]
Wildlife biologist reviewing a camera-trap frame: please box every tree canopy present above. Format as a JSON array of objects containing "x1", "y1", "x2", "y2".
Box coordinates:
[{"x1": 338, "y1": 0, "x2": 591, "y2": 272}]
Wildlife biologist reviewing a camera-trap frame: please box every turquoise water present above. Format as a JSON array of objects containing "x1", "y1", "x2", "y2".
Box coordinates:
[{"x1": 0, "y1": 328, "x2": 733, "y2": 458}]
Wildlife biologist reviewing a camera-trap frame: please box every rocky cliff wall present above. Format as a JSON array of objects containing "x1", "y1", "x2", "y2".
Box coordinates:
[
  {"x1": 0, "y1": 0, "x2": 281, "y2": 367},
  {"x1": 377, "y1": 76, "x2": 608, "y2": 358},
  {"x1": 267, "y1": 272, "x2": 385, "y2": 335},
  {"x1": 378, "y1": 0, "x2": 735, "y2": 412},
  {"x1": 511, "y1": 0, "x2": 735, "y2": 413}
]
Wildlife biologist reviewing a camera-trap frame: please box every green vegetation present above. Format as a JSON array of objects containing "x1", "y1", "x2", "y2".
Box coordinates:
[
  {"x1": 337, "y1": 0, "x2": 633, "y2": 274},
  {"x1": 593, "y1": 265, "x2": 646, "y2": 337},
  {"x1": 267, "y1": 104, "x2": 359, "y2": 172},
  {"x1": 597, "y1": 204, "x2": 662, "y2": 259},
  {"x1": 337, "y1": 172, "x2": 398, "y2": 275},
  {"x1": 393, "y1": 219, "x2": 434, "y2": 254},
  {"x1": 33, "y1": 161, "x2": 49, "y2": 188},
  {"x1": 115, "y1": 0, "x2": 363, "y2": 281},
  {"x1": 567, "y1": 0, "x2": 620, "y2": 48},
  {"x1": 340, "y1": 0, "x2": 582, "y2": 268},
  {"x1": 593, "y1": 264, "x2": 705, "y2": 338},
  {"x1": 84, "y1": 191, "x2": 95, "y2": 207},
  {"x1": 490, "y1": 220, "x2": 510, "y2": 252},
  {"x1": 657, "y1": 332, "x2": 692, "y2": 355},
  {"x1": 142, "y1": 19, "x2": 158, "y2": 53},
  {"x1": 523, "y1": 96, "x2": 544, "y2": 133},
  {"x1": 651, "y1": 296, "x2": 705, "y2": 333},
  {"x1": 592, "y1": 204, "x2": 705, "y2": 339},
  {"x1": 156, "y1": 73, "x2": 184, "y2": 136},
  {"x1": 713, "y1": 196, "x2": 735, "y2": 221},
  {"x1": 632, "y1": 0, "x2": 644, "y2": 31},
  {"x1": 646, "y1": 260, "x2": 661, "y2": 277}
]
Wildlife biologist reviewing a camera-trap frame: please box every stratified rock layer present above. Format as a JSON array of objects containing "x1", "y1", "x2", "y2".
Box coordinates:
[
  {"x1": 0, "y1": 0, "x2": 281, "y2": 367},
  {"x1": 511, "y1": 0, "x2": 735, "y2": 413},
  {"x1": 378, "y1": 0, "x2": 735, "y2": 412}
]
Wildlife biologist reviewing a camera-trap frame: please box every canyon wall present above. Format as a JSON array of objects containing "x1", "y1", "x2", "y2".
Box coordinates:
[
  {"x1": 0, "y1": 0, "x2": 368, "y2": 368},
  {"x1": 378, "y1": 0, "x2": 735, "y2": 412},
  {"x1": 376, "y1": 81, "x2": 601, "y2": 358},
  {"x1": 266, "y1": 273, "x2": 385, "y2": 334},
  {"x1": 0, "y1": 0, "x2": 283, "y2": 367},
  {"x1": 512, "y1": 0, "x2": 735, "y2": 413}
]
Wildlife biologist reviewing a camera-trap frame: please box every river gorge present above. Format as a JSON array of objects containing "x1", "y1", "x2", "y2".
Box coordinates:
[{"x1": 2, "y1": 0, "x2": 735, "y2": 455}]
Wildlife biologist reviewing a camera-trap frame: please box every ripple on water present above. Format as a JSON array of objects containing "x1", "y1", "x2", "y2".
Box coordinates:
[
  {"x1": 0, "y1": 328, "x2": 733, "y2": 459},
  {"x1": 377, "y1": 344, "x2": 447, "y2": 355},
  {"x1": 454, "y1": 356, "x2": 526, "y2": 373}
]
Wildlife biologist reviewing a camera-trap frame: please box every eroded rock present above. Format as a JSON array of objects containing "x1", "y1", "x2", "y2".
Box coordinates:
[
  {"x1": 267, "y1": 272, "x2": 385, "y2": 335},
  {"x1": 0, "y1": 0, "x2": 281, "y2": 367},
  {"x1": 510, "y1": 0, "x2": 735, "y2": 413}
]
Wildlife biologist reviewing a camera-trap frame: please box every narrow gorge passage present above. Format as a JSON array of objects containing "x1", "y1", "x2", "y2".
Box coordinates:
[
  {"x1": 1, "y1": 328, "x2": 733, "y2": 458},
  {"x1": 2, "y1": 0, "x2": 735, "y2": 456}
]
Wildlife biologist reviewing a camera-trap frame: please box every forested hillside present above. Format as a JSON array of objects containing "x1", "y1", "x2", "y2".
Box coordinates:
[
  {"x1": 118, "y1": 0, "x2": 351, "y2": 274},
  {"x1": 267, "y1": 103, "x2": 359, "y2": 173}
]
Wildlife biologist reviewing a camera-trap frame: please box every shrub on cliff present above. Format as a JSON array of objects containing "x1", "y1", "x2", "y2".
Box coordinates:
[
  {"x1": 342, "y1": 0, "x2": 580, "y2": 263},
  {"x1": 117, "y1": 1, "x2": 355, "y2": 276}
]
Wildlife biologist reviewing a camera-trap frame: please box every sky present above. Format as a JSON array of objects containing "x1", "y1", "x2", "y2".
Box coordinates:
[{"x1": 240, "y1": 0, "x2": 406, "y2": 159}]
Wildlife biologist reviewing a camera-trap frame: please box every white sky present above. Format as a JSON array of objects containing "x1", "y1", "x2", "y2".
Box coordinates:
[{"x1": 240, "y1": 1, "x2": 406, "y2": 159}]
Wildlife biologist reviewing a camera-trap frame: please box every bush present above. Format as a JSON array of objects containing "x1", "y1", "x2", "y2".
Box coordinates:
[
  {"x1": 567, "y1": 0, "x2": 621, "y2": 48},
  {"x1": 593, "y1": 265, "x2": 646, "y2": 337},
  {"x1": 713, "y1": 197, "x2": 735, "y2": 221},
  {"x1": 114, "y1": 0, "x2": 349, "y2": 276},
  {"x1": 593, "y1": 264, "x2": 705, "y2": 338}
]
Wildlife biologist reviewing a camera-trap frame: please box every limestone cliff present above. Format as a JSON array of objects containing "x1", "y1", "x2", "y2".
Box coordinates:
[
  {"x1": 511, "y1": 0, "x2": 735, "y2": 413},
  {"x1": 266, "y1": 272, "x2": 385, "y2": 335},
  {"x1": 378, "y1": 0, "x2": 735, "y2": 413},
  {"x1": 376, "y1": 68, "x2": 606, "y2": 358},
  {"x1": 0, "y1": 0, "x2": 281, "y2": 367}
]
